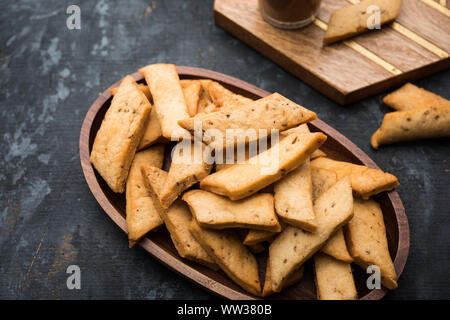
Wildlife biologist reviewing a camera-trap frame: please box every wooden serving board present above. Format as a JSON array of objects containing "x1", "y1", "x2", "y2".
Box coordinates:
[{"x1": 214, "y1": 0, "x2": 450, "y2": 104}]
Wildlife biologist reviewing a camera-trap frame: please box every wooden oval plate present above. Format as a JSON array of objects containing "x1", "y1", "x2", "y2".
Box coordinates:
[{"x1": 80, "y1": 66, "x2": 409, "y2": 300}]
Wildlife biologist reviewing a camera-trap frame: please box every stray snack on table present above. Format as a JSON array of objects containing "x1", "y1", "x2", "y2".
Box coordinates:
[
  {"x1": 383, "y1": 83, "x2": 450, "y2": 111},
  {"x1": 371, "y1": 105, "x2": 450, "y2": 149},
  {"x1": 90, "y1": 75, "x2": 151, "y2": 193}
]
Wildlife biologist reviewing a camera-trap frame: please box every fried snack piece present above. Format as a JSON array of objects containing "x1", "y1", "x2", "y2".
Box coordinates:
[
  {"x1": 321, "y1": 229, "x2": 353, "y2": 263},
  {"x1": 383, "y1": 83, "x2": 450, "y2": 111},
  {"x1": 268, "y1": 176, "x2": 353, "y2": 292},
  {"x1": 311, "y1": 167, "x2": 337, "y2": 201},
  {"x1": 346, "y1": 198, "x2": 397, "y2": 289},
  {"x1": 323, "y1": 0, "x2": 402, "y2": 44},
  {"x1": 139, "y1": 63, "x2": 191, "y2": 140},
  {"x1": 126, "y1": 145, "x2": 165, "y2": 247},
  {"x1": 181, "y1": 80, "x2": 202, "y2": 117},
  {"x1": 248, "y1": 243, "x2": 265, "y2": 254},
  {"x1": 311, "y1": 149, "x2": 326, "y2": 159},
  {"x1": 90, "y1": 75, "x2": 151, "y2": 193},
  {"x1": 201, "y1": 131, "x2": 327, "y2": 200},
  {"x1": 110, "y1": 82, "x2": 162, "y2": 149},
  {"x1": 274, "y1": 159, "x2": 317, "y2": 232},
  {"x1": 243, "y1": 229, "x2": 277, "y2": 246},
  {"x1": 155, "y1": 141, "x2": 212, "y2": 209},
  {"x1": 314, "y1": 253, "x2": 358, "y2": 300},
  {"x1": 189, "y1": 219, "x2": 261, "y2": 296},
  {"x1": 310, "y1": 157, "x2": 399, "y2": 199},
  {"x1": 262, "y1": 263, "x2": 304, "y2": 297},
  {"x1": 110, "y1": 83, "x2": 152, "y2": 102},
  {"x1": 206, "y1": 80, "x2": 253, "y2": 109},
  {"x1": 311, "y1": 168, "x2": 353, "y2": 263},
  {"x1": 183, "y1": 190, "x2": 281, "y2": 232},
  {"x1": 138, "y1": 107, "x2": 166, "y2": 150},
  {"x1": 371, "y1": 106, "x2": 450, "y2": 149},
  {"x1": 141, "y1": 165, "x2": 218, "y2": 270},
  {"x1": 280, "y1": 124, "x2": 326, "y2": 160},
  {"x1": 179, "y1": 93, "x2": 317, "y2": 150}
]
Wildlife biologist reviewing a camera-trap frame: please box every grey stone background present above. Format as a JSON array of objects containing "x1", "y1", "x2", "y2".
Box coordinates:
[{"x1": 0, "y1": 0, "x2": 449, "y2": 299}]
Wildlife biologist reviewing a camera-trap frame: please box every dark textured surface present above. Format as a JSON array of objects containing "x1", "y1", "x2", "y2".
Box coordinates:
[{"x1": 0, "y1": 0, "x2": 449, "y2": 300}]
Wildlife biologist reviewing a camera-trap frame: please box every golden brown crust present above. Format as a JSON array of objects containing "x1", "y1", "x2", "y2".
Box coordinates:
[
  {"x1": 189, "y1": 220, "x2": 261, "y2": 296},
  {"x1": 179, "y1": 93, "x2": 317, "y2": 150},
  {"x1": 268, "y1": 176, "x2": 354, "y2": 292},
  {"x1": 274, "y1": 159, "x2": 317, "y2": 232},
  {"x1": 90, "y1": 75, "x2": 151, "y2": 193},
  {"x1": 310, "y1": 157, "x2": 399, "y2": 199},
  {"x1": 139, "y1": 63, "x2": 191, "y2": 140},
  {"x1": 383, "y1": 83, "x2": 450, "y2": 111},
  {"x1": 140, "y1": 165, "x2": 218, "y2": 270},
  {"x1": 183, "y1": 190, "x2": 281, "y2": 232},
  {"x1": 371, "y1": 105, "x2": 450, "y2": 149},
  {"x1": 126, "y1": 146, "x2": 165, "y2": 247},
  {"x1": 314, "y1": 253, "x2": 357, "y2": 300},
  {"x1": 346, "y1": 198, "x2": 397, "y2": 290},
  {"x1": 200, "y1": 132, "x2": 327, "y2": 200}
]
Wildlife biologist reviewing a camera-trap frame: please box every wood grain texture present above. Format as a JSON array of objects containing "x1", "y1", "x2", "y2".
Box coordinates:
[
  {"x1": 79, "y1": 66, "x2": 410, "y2": 300},
  {"x1": 214, "y1": 0, "x2": 450, "y2": 104}
]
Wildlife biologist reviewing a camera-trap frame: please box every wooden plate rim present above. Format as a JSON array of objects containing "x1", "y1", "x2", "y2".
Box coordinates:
[{"x1": 79, "y1": 66, "x2": 410, "y2": 300}]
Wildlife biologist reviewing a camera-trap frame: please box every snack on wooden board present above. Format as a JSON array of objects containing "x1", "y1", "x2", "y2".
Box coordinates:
[
  {"x1": 268, "y1": 176, "x2": 354, "y2": 292},
  {"x1": 371, "y1": 105, "x2": 450, "y2": 149},
  {"x1": 183, "y1": 190, "x2": 281, "y2": 232},
  {"x1": 323, "y1": 0, "x2": 402, "y2": 45},
  {"x1": 90, "y1": 75, "x2": 151, "y2": 193},
  {"x1": 179, "y1": 93, "x2": 317, "y2": 150},
  {"x1": 139, "y1": 63, "x2": 191, "y2": 140},
  {"x1": 156, "y1": 141, "x2": 212, "y2": 209},
  {"x1": 141, "y1": 165, "x2": 218, "y2": 270},
  {"x1": 189, "y1": 219, "x2": 261, "y2": 296},
  {"x1": 126, "y1": 145, "x2": 165, "y2": 247},
  {"x1": 383, "y1": 83, "x2": 450, "y2": 111},
  {"x1": 311, "y1": 167, "x2": 353, "y2": 263},
  {"x1": 200, "y1": 131, "x2": 327, "y2": 200},
  {"x1": 310, "y1": 157, "x2": 399, "y2": 199},
  {"x1": 314, "y1": 253, "x2": 358, "y2": 300},
  {"x1": 346, "y1": 198, "x2": 398, "y2": 289},
  {"x1": 274, "y1": 159, "x2": 317, "y2": 232}
]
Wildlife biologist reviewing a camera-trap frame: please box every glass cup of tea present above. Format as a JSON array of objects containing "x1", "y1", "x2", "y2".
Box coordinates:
[{"x1": 259, "y1": 0, "x2": 322, "y2": 29}]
